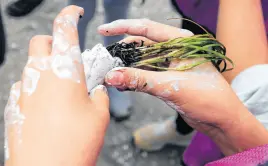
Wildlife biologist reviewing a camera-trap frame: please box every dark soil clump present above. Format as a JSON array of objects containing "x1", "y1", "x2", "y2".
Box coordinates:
[{"x1": 106, "y1": 42, "x2": 142, "y2": 66}]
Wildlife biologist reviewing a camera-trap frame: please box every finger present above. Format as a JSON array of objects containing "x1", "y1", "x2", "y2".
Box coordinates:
[
  {"x1": 119, "y1": 36, "x2": 156, "y2": 46},
  {"x1": 89, "y1": 85, "x2": 109, "y2": 113},
  {"x1": 105, "y1": 67, "x2": 171, "y2": 97},
  {"x1": 28, "y1": 35, "x2": 52, "y2": 57},
  {"x1": 98, "y1": 19, "x2": 194, "y2": 42},
  {"x1": 52, "y1": 5, "x2": 84, "y2": 55},
  {"x1": 50, "y1": 5, "x2": 86, "y2": 83}
]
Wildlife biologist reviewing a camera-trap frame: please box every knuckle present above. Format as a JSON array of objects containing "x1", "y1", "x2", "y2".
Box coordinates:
[
  {"x1": 137, "y1": 77, "x2": 147, "y2": 92},
  {"x1": 30, "y1": 35, "x2": 42, "y2": 45},
  {"x1": 125, "y1": 36, "x2": 140, "y2": 43},
  {"x1": 29, "y1": 35, "x2": 47, "y2": 47},
  {"x1": 29, "y1": 35, "x2": 51, "y2": 48},
  {"x1": 138, "y1": 19, "x2": 149, "y2": 37},
  {"x1": 61, "y1": 5, "x2": 76, "y2": 14},
  {"x1": 128, "y1": 71, "x2": 146, "y2": 92}
]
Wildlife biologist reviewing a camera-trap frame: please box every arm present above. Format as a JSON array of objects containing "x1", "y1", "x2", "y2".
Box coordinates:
[
  {"x1": 210, "y1": 104, "x2": 268, "y2": 155},
  {"x1": 214, "y1": 0, "x2": 268, "y2": 155},
  {"x1": 217, "y1": 0, "x2": 268, "y2": 82}
]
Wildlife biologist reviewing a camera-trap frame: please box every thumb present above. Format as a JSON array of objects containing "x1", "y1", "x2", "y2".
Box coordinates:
[
  {"x1": 90, "y1": 85, "x2": 109, "y2": 112},
  {"x1": 105, "y1": 67, "x2": 167, "y2": 96}
]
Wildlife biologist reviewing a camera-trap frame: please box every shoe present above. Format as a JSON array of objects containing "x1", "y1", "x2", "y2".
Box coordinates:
[
  {"x1": 110, "y1": 107, "x2": 132, "y2": 122},
  {"x1": 6, "y1": 0, "x2": 44, "y2": 17},
  {"x1": 132, "y1": 117, "x2": 194, "y2": 151},
  {"x1": 108, "y1": 88, "x2": 132, "y2": 122}
]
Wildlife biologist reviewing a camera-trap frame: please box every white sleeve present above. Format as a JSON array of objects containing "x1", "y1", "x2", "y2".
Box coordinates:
[{"x1": 231, "y1": 65, "x2": 268, "y2": 129}]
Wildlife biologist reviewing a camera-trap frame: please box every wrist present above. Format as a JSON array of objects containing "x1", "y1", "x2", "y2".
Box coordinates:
[{"x1": 210, "y1": 104, "x2": 268, "y2": 156}]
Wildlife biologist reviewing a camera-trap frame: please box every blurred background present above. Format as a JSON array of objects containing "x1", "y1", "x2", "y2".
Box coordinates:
[{"x1": 0, "y1": 0, "x2": 185, "y2": 165}]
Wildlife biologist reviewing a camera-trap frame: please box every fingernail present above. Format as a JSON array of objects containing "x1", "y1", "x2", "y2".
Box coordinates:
[
  {"x1": 110, "y1": 67, "x2": 127, "y2": 71},
  {"x1": 78, "y1": 7, "x2": 84, "y2": 17},
  {"x1": 179, "y1": 29, "x2": 194, "y2": 37},
  {"x1": 90, "y1": 85, "x2": 107, "y2": 97},
  {"x1": 105, "y1": 67, "x2": 126, "y2": 86}
]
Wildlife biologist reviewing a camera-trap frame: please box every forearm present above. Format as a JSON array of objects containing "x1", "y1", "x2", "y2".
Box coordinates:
[
  {"x1": 217, "y1": 0, "x2": 268, "y2": 82},
  {"x1": 210, "y1": 104, "x2": 268, "y2": 156}
]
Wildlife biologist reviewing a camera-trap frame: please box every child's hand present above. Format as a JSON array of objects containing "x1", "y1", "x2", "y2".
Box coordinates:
[
  {"x1": 99, "y1": 19, "x2": 235, "y2": 134},
  {"x1": 99, "y1": 19, "x2": 268, "y2": 155},
  {"x1": 5, "y1": 6, "x2": 109, "y2": 166}
]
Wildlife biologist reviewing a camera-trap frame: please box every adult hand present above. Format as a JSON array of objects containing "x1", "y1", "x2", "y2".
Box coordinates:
[
  {"x1": 5, "y1": 6, "x2": 109, "y2": 166},
  {"x1": 98, "y1": 19, "x2": 268, "y2": 155}
]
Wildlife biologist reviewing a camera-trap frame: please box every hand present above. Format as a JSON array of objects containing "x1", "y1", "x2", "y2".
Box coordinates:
[
  {"x1": 5, "y1": 6, "x2": 109, "y2": 166},
  {"x1": 98, "y1": 19, "x2": 268, "y2": 155},
  {"x1": 98, "y1": 18, "x2": 239, "y2": 134}
]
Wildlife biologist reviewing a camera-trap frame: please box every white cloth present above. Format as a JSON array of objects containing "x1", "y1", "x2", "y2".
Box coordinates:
[
  {"x1": 231, "y1": 65, "x2": 268, "y2": 129},
  {"x1": 82, "y1": 44, "x2": 124, "y2": 92}
]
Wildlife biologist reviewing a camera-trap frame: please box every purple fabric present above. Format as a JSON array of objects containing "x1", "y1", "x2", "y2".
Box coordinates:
[
  {"x1": 175, "y1": 0, "x2": 268, "y2": 35},
  {"x1": 183, "y1": 132, "x2": 223, "y2": 166},
  {"x1": 183, "y1": 132, "x2": 268, "y2": 166},
  {"x1": 206, "y1": 144, "x2": 268, "y2": 166}
]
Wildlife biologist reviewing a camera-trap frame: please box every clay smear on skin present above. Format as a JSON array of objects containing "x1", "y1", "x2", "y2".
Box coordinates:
[
  {"x1": 110, "y1": 65, "x2": 221, "y2": 115},
  {"x1": 26, "y1": 13, "x2": 82, "y2": 85},
  {"x1": 4, "y1": 83, "x2": 25, "y2": 160},
  {"x1": 22, "y1": 67, "x2": 40, "y2": 96}
]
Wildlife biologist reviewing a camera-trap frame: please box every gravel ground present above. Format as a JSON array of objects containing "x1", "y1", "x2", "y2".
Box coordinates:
[{"x1": 0, "y1": 0, "x2": 185, "y2": 165}]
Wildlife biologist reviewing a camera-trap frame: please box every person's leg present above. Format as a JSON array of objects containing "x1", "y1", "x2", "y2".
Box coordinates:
[
  {"x1": 132, "y1": 117, "x2": 195, "y2": 151},
  {"x1": 103, "y1": 0, "x2": 133, "y2": 121},
  {"x1": 68, "y1": 0, "x2": 96, "y2": 51},
  {"x1": 6, "y1": 0, "x2": 44, "y2": 17},
  {"x1": 0, "y1": 9, "x2": 6, "y2": 66}
]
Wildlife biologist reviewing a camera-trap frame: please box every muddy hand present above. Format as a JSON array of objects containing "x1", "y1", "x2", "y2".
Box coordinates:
[
  {"x1": 102, "y1": 19, "x2": 249, "y2": 143},
  {"x1": 98, "y1": 18, "x2": 194, "y2": 45},
  {"x1": 5, "y1": 6, "x2": 109, "y2": 166}
]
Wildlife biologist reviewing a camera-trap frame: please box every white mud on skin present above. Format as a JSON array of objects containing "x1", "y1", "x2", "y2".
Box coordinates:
[
  {"x1": 4, "y1": 83, "x2": 25, "y2": 160},
  {"x1": 4, "y1": 43, "x2": 121, "y2": 160},
  {"x1": 82, "y1": 44, "x2": 124, "y2": 92}
]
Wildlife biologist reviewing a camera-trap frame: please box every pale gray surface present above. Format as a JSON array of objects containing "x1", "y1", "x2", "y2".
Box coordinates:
[{"x1": 0, "y1": 0, "x2": 185, "y2": 165}]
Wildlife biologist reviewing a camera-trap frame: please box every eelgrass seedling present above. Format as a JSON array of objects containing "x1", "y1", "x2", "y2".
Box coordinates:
[{"x1": 106, "y1": 20, "x2": 234, "y2": 73}]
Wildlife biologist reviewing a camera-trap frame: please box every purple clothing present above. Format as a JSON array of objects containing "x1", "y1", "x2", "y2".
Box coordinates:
[
  {"x1": 183, "y1": 133, "x2": 268, "y2": 166},
  {"x1": 183, "y1": 132, "x2": 223, "y2": 166},
  {"x1": 175, "y1": 1, "x2": 268, "y2": 165},
  {"x1": 206, "y1": 144, "x2": 268, "y2": 166},
  {"x1": 175, "y1": 0, "x2": 268, "y2": 35}
]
